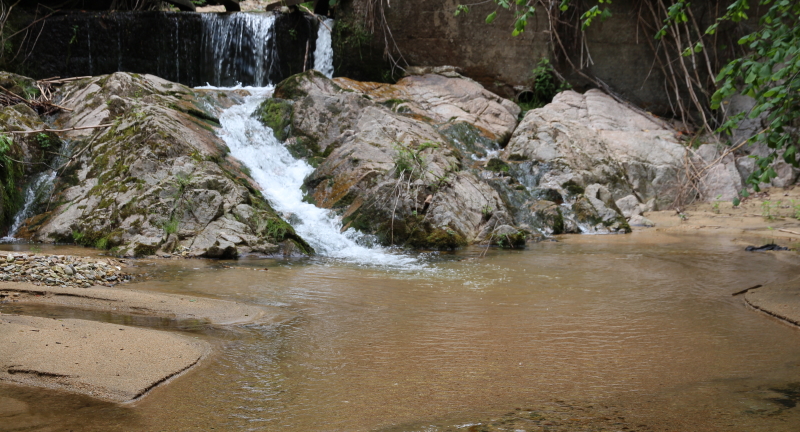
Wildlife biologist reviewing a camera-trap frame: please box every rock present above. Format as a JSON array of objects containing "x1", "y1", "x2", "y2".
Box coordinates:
[
  {"x1": 0, "y1": 254, "x2": 131, "y2": 288},
  {"x1": 335, "y1": 73, "x2": 520, "y2": 142},
  {"x1": 22, "y1": 72, "x2": 308, "y2": 258},
  {"x1": 615, "y1": 194, "x2": 642, "y2": 218},
  {"x1": 628, "y1": 214, "x2": 655, "y2": 227},
  {"x1": 504, "y1": 90, "x2": 688, "y2": 210},
  {"x1": 267, "y1": 70, "x2": 523, "y2": 249},
  {"x1": 693, "y1": 144, "x2": 742, "y2": 201}
]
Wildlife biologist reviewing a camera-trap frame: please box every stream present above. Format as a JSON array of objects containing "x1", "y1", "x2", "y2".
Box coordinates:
[{"x1": 1, "y1": 233, "x2": 800, "y2": 431}]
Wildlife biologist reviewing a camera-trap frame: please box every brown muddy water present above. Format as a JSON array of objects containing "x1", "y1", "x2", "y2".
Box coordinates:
[{"x1": 1, "y1": 232, "x2": 800, "y2": 431}]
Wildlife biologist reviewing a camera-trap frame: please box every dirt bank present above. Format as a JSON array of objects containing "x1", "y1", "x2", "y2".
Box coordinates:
[{"x1": 643, "y1": 186, "x2": 800, "y2": 246}]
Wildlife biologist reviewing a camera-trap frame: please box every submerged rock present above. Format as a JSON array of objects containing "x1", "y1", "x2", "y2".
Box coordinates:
[{"x1": 20, "y1": 72, "x2": 309, "y2": 258}]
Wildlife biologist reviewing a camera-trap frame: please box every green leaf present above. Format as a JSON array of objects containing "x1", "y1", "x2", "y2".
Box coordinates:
[
  {"x1": 486, "y1": 11, "x2": 498, "y2": 24},
  {"x1": 733, "y1": 197, "x2": 741, "y2": 206}
]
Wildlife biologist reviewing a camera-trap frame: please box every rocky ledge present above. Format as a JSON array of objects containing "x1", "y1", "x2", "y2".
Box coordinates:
[
  {"x1": 0, "y1": 253, "x2": 131, "y2": 288},
  {"x1": 2, "y1": 71, "x2": 309, "y2": 258},
  {"x1": 3, "y1": 68, "x2": 796, "y2": 254}
]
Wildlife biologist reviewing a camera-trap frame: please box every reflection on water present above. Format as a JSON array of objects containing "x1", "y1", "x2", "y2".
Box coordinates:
[{"x1": 1, "y1": 232, "x2": 800, "y2": 431}]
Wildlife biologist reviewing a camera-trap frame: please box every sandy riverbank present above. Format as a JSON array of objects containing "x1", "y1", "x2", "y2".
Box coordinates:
[
  {"x1": 640, "y1": 186, "x2": 800, "y2": 327},
  {"x1": 0, "y1": 315, "x2": 209, "y2": 402},
  {"x1": 0, "y1": 278, "x2": 288, "y2": 402}
]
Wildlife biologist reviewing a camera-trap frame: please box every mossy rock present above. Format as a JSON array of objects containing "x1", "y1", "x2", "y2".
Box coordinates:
[
  {"x1": 562, "y1": 180, "x2": 585, "y2": 196},
  {"x1": 533, "y1": 200, "x2": 565, "y2": 235},
  {"x1": 273, "y1": 70, "x2": 330, "y2": 100},
  {"x1": 255, "y1": 98, "x2": 293, "y2": 141},
  {"x1": 486, "y1": 158, "x2": 511, "y2": 174},
  {"x1": 285, "y1": 136, "x2": 321, "y2": 161}
]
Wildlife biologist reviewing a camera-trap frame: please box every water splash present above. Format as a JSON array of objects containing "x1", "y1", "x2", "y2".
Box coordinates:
[
  {"x1": 312, "y1": 18, "x2": 335, "y2": 78},
  {"x1": 211, "y1": 87, "x2": 417, "y2": 268},
  {"x1": 201, "y1": 13, "x2": 277, "y2": 87}
]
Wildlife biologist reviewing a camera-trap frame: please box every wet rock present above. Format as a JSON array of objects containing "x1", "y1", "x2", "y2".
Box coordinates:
[
  {"x1": 22, "y1": 72, "x2": 308, "y2": 258},
  {"x1": 745, "y1": 244, "x2": 790, "y2": 252},
  {"x1": 628, "y1": 214, "x2": 656, "y2": 227}
]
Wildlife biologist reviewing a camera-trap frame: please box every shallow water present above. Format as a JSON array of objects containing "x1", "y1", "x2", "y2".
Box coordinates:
[{"x1": 2, "y1": 232, "x2": 800, "y2": 431}]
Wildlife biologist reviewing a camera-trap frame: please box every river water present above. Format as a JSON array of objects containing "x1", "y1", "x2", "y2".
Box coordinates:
[{"x1": 1, "y1": 232, "x2": 799, "y2": 431}]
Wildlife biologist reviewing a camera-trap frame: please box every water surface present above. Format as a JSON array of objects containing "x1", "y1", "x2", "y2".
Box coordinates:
[{"x1": 1, "y1": 232, "x2": 799, "y2": 431}]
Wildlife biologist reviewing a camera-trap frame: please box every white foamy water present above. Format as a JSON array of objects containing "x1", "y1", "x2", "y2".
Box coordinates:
[
  {"x1": 201, "y1": 13, "x2": 277, "y2": 87},
  {"x1": 212, "y1": 88, "x2": 417, "y2": 268},
  {"x1": 312, "y1": 18, "x2": 335, "y2": 78}
]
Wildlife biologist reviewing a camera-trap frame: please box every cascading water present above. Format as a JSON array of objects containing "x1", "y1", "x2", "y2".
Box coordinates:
[
  {"x1": 202, "y1": 16, "x2": 415, "y2": 266},
  {"x1": 213, "y1": 88, "x2": 417, "y2": 267},
  {"x1": 2, "y1": 172, "x2": 56, "y2": 241},
  {"x1": 201, "y1": 13, "x2": 278, "y2": 87},
  {"x1": 312, "y1": 18, "x2": 335, "y2": 78}
]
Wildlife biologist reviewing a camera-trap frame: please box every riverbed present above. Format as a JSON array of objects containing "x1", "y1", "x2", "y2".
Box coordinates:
[{"x1": 1, "y1": 231, "x2": 799, "y2": 431}]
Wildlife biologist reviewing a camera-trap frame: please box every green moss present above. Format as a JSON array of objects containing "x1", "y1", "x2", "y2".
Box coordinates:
[
  {"x1": 486, "y1": 158, "x2": 510, "y2": 174},
  {"x1": 273, "y1": 71, "x2": 328, "y2": 100},
  {"x1": 286, "y1": 136, "x2": 321, "y2": 160},
  {"x1": 508, "y1": 153, "x2": 529, "y2": 161},
  {"x1": 562, "y1": 180, "x2": 585, "y2": 195},
  {"x1": 133, "y1": 243, "x2": 157, "y2": 257},
  {"x1": 492, "y1": 231, "x2": 527, "y2": 249},
  {"x1": 255, "y1": 98, "x2": 294, "y2": 141}
]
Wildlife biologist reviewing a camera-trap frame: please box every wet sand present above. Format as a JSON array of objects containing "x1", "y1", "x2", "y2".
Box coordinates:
[
  {"x1": 642, "y1": 186, "x2": 800, "y2": 327},
  {"x1": 0, "y1": 282, "x2": 285, "y2": 326},
  {"x1": 0, "y1": 315, "x2": 209, "y2": 402},
  {"x1": 0, "y1": 281, "x2": 288, "y2": 402}
]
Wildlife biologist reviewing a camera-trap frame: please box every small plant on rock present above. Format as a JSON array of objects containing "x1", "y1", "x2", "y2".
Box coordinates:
[
  {"x1": 712, "y1": 195, "x2": 722, "y2": 214},
  {"x1": 393, "y1": 144, "x2": 428, "y2": 178}
]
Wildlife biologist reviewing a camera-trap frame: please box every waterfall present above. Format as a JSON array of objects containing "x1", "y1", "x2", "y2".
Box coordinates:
[
  {"x1": 2, "y1": 172, "x2": 56, "y2": 241},
  {"x1": 201, "y1": 13, "x2": 277, "y2": 87},
  {"x1": 213, "y1": 89, "x2": 417, "y2": 267},
  {"x1": 312, "y1": 18, "x2": 335, "y2": 78}
]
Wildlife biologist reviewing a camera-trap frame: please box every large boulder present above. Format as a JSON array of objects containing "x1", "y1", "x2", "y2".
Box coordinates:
[
  {"x1": 24, "y1": 72, "x2": 309, "y2": 258},
  {"x1": 494, "y1": 89, "x2": 700, "y2": 232},
  {"x1": 262, "y1": 70, "x2": 524, "y2": 248},
  {"x1": 504, "y1": 89, "x2": 688, "y2": 209}
]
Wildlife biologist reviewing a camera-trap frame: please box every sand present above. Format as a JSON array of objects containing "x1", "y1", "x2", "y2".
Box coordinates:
[
  {"x1": 639, "y1": 186, "x2": 800, "y2": 327},
  {"x1": 0, "y1": 282, "x2": 284, "y2": 326},
  {"x1": 0, "y1": 282, "x2": 287, "y2": 402},
  {"x1": 744, "y1": 277, "x2": 800, "y2": 327},
  {"x1": 0, "y1": 315, "x2": 209, "y2": 402}
]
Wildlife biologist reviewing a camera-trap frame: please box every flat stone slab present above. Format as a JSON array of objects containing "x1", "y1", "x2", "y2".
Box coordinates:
[
  {"x1": 745, "y1": 278, "x2": 800, "y2": 327},
  {"x1": 0, "y1": 315, "x2": 209, "y2": 402}
]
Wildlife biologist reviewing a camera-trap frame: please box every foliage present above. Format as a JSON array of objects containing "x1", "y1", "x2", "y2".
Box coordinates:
[
  {"x1": 710, "y1": 0, "x2": 800, "y2": 201},
  {"x1": 518, "y1": 58, "x2": 568, "y2": 112},
  {"x1": 163, "y1": 216, "x2": 180, "y2": 235},
  {"x1": 0, "y1": 133, "x2": 22, "y2": 227},
  {"x1": 455, "y1": 0, "x2": 609, "y2": 36},
  {"x1": 393, "y1": 143, "x2": 429, "y2": 177}
]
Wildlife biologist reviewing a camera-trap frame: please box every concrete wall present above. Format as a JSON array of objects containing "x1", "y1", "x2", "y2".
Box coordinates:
[{"x1": 342, "y1": 0, "x2": 757, "y2": 117}]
